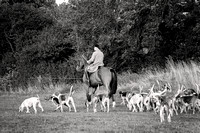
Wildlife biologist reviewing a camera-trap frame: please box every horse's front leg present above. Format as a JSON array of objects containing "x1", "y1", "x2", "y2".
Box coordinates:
[
  {"x1": 86, "y1": 87, "x2": 93, "y2": 106},
  {"x1": 86, "y1": 86, "x2": 93, "y2": 96}
]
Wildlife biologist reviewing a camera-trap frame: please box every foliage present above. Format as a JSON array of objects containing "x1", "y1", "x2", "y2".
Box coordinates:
[
  {"x1": 119, "y1": 58, "x2": 200, "y2": 95},
  {"x1": 0, "y1": 0, "x2": 200, "y2": 90}
]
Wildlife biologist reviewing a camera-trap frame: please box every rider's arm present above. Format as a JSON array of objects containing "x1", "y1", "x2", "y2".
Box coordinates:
[{"x1": 87, "y1": 52, "x2": 96, "y2": 64}]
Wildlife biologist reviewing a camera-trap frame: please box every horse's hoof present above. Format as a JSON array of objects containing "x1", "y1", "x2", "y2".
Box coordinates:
[{"x1": 112, "y1": 102, "x2": 116, "y2": 108}]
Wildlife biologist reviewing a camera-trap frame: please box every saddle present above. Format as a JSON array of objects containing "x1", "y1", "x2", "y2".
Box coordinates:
[{"x1": 84, "y1": 66, "x2": 102, "y2": 86}]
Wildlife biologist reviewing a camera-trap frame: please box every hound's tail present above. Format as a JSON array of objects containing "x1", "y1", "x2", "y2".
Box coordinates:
[
  {"x1": 37, "y1": 94, "x2": 40, "y2": 99},
  {"x1": 69, "y1": 85, "x2": 75, "y2": 96}
]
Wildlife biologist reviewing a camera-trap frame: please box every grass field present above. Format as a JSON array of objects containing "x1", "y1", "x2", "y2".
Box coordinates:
[
  {"x1": 1, "y1": 91, "x2": 200, "y2": 133},
  {"x1": 1, "y1": 60, "x2": 200, "y2": 132}
]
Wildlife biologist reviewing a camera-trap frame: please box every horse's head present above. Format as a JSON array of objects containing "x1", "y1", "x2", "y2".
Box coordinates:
[{"x1": 76, "y1": 55, "x2": 89, "y2": 72}]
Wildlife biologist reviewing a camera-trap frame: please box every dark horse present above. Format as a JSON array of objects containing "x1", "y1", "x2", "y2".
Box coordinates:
[{"x1": 76, "y1": 55, "x2": 117, "y2": 112}]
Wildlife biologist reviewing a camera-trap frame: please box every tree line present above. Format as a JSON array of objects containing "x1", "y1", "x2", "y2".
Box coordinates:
[{"x1": 0, "y1": 0, "x2": 200, "y2": 89}]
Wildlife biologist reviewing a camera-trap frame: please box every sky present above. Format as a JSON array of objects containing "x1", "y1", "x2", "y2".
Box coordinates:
[{"x1": 55, "y1": 0, "x2": 69, "y2": 5}]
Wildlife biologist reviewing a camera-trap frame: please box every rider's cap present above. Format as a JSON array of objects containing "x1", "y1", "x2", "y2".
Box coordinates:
[{"x1": 94, "y1": 44, "x2": 100, "y2": 48}]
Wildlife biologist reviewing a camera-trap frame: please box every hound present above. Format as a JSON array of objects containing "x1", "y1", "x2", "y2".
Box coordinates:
[
  {"x1": 179, "y1": 95, "x2": 199, "y2": 114},
  {"x1": 85, "y1": 93, "x2": 106, "y2": 113},
  {"x1": 143, "y1": 95, "x2": 151, "y2": 111},
  {"x1": 127, "y1": 93, "x2": 144, "y2": 112},
  {"x1": 119, "y1": 91, "x2": 131, "y2": 105},
  {"x1": 158, "y1": 96, "x2": 173, "y2": 123},
  {"x1": 194, "y1": 98, "x2": 200, "y2": 112},
  {"x1": 146, "y1": 84, "x2": 160, "y2": 113},
  {"x1": 46, "y1": 86, "x2": 77, "y2": 112},
  {"x1": 19, "y1": 95, "x2": 44, "y2": 114},
  {"x1": 150, "y1": 83, "x2": 174, "y2": 123},
  {"x1": 175, "y1": 84, "x2": 199, "y2": 114},
  {"x1": 193, "y1": 84, "x2": 200, "y2": 112},
  {"x1": 143, "y1": 84, "x2": 155, "y2": 111}
]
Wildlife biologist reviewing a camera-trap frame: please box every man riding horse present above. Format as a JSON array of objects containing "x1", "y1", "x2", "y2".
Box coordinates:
[
  {"x1": 86, "y1": 44, "x2": 104, "y2": 83},
  {"x1": 77, "y1": 44, "x2": 117, "y2": 112}
]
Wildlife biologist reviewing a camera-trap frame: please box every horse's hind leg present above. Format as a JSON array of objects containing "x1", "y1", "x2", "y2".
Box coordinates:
[
  {"x1": 102, "y1": 98, "x2": 107, "y2": 112},
  {"x1": 105, "y1": 96, "x2": 110, "y2": 112},
  {"x1": 104, "y1": 92, "x2": 110, "y2": 112},
  {"x1": 99, "y1": 68, "x2": 114, "y2": 112},
  {"x1": 111, "y1": 95, "x2": 116, "y2": 108},
  {"x1": 104, "y1": 86, "x2": 110, "y2": 112}
]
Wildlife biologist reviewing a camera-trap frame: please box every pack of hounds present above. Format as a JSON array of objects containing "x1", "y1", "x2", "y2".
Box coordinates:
[
  {"x1": 19, "y1": 82, "x2": 200, "y2": 123},
  {"x1": 19, "y1": 85, "x2": 77, "y2": 114},
  {"x1": 119, "y1": 81, "x2": 200, "y2": 123},
  {"x1": 19, "y1": 85, "x2": 112, "y2": 114}
]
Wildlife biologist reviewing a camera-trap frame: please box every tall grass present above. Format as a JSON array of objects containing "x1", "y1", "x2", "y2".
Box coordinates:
[
  {"x1": 0, "y1": 74, "x2": 83, "y2": 95},
  {"x1": 1, "y1": 59, "x2": 200, "y2": 95},
  {"x1": 118, "y1": 59, "x2": 200, "y2": 93}
]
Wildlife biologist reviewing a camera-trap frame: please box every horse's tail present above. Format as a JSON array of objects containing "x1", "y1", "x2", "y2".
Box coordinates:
[{"x1": 109, "y1": 69, "x2": 117, "y2": 98}]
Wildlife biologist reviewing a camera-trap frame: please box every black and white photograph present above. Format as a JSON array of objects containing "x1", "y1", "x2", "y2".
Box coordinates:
[{"x1": 0, "y1": 0, "x2": 200, "y2": 132}]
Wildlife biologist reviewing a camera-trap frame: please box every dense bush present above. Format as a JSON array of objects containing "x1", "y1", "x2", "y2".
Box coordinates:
[{"x1": 0, "y1": 0, "x2": 200, "y2": 90}]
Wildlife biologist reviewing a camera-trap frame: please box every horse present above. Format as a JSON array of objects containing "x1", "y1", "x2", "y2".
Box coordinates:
[{"x1": 76, "y1": 55, "x2": 117, "y2": 112}]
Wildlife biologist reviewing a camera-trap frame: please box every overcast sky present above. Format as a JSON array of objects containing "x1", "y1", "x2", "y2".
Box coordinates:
[{"x1": 55, "y1": 0, "x2": 69, "y2": 5}]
